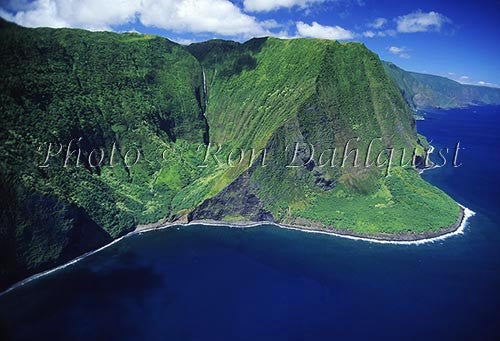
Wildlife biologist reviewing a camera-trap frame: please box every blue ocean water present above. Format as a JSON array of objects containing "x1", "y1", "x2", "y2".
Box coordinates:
[{"x1": 1, "y1": 106, "x2": 500, "y2": 340}]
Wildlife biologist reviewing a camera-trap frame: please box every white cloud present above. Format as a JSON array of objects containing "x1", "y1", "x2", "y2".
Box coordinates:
[
  {"x1": 363, "y1": 30, "x2": 375, "y2": 38},
  {"x1": 0, "y1": 0, "x2": 141, "y2": 31},
  {"x1": 477, "y1": 81, "x2": 499, "y2": 87},
  {"x1": 243, "y1": 0, "x2": 325, "y2": 12},
  {"x1": 363, "y1": 29, "x2": 396, "y2": 38},
  {"x1": 362, "y1": 12, "x2": 450, "y2": 39},
  {"x1": 388, "y1": 46, "x2": 404, "y2": 54},
  {"x1": 0, "y1": 0, "x2": 268, "y2": 37},
  {"x1": 140, "y1": 0, "x2": 265, "y2": 36},
  {"x1": 122, "y1": 28, "x2": 141, "y2": 34},
  {"x1": 171, "y1": 37, "x2": 196, "y2": 45},
  {"x1": 447, "y1": 74, "x2": 500, "y2": 88},
  {"x1": 381, "y1": 29, "x2": 396, "y2": 37},
  {"x1": 260, "y1": 19, "x2": 281, "y2": 29},
  {"x1": 296, "y1": 21, "x2": 354, "y2": 40},
  {"x1": 388, "y1": 46, "x2": 410, "y2": 58},
  {"x1": 395, "y1": 10, "x2": 451, "y2": 33},
  {"x1": 271, "y1": 29, "x2": 299, "y2": 39},
  {"x1": 368, "y1": 17, "x2": 387, "y2": 29}
]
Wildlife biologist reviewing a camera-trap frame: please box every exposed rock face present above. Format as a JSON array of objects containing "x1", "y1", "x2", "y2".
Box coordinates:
[{"x1": 188, "y1": 171, "x2": 274, "y2": 223}]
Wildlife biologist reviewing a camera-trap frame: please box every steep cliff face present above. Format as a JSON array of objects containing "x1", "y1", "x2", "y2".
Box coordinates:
[
  {"x1": 0, "y1": 20, "x2": 460, "y2": 290},
  {"x1": 383, "y1": 61, "x2": 500, "y2": 109},
  {"x1": 185, "y1": 38, "x2": 459, "y2": 234},
  {"x1": 0, "y1": 19, "x2": 210, "y2": 288}
]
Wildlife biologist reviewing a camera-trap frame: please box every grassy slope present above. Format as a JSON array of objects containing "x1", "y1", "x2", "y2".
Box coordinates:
[
  {"x1": 383, "y1": 61, "x2": 500, "y2": 109},
  {"x1": 296, "y1": 168, "x2": 460, "y2": 234}
]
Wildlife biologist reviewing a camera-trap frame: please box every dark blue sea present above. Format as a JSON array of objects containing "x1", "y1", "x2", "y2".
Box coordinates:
[{"x1": 1, "y1": 105, "x2": 500, "y2": 340}]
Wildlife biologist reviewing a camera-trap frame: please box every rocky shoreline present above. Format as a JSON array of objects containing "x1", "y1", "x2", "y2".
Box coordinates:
[
  {"x1": 137, "y1": 205, "x2": 468, "y2": 244},
  {"x1": 278, "y1": 207, "x2": 466, "y2": 242}
]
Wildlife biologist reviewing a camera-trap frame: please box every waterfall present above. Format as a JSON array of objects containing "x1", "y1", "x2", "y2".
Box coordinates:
[
  {"x1": 201, "y1": 67, "x2": 210, "y2": 144},
  {"x1": 202, "y1": 67, "x2": 208, "y2": 110}
]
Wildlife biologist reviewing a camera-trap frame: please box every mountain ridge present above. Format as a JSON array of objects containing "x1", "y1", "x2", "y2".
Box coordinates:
[{"x1": 383, "y1": 61, "x2": 500, "y2": 109}]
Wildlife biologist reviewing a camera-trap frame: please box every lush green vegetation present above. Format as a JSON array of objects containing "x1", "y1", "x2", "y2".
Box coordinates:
[
  {"x1": 383, "y1": 61, "x2": 500, "y2": 109},
  {"x1": 294, "y1": 167, "x2": 460, "y2": 234},
  {"x1": 0, "y1": 19, "x2": 462, "y2": 289},
  {"x1": 0, "y1": 19, "x2": 211, "y2": 287},
  {"x1": 186, "y1": 37, "x2": 458, "y2": 235}
]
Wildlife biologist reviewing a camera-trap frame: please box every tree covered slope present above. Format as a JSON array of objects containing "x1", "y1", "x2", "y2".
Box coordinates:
[
  {"x1": 383, "y1": 61, "x2": 500, "y2": 109},
  {"x1": 0, "y1": 19, "x2": 211, "y2": 288},
  {"x1": 0, "y1": 19, "x2": 460, "y2": 290}
]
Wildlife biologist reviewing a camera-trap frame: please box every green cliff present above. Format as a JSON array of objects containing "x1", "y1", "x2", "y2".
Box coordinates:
[
  {"x1": 186, "y1": 38, "x2": 458, "y2": 235},
  {"x1": 0, "y1": 19, "x2": 460, "y2": 290},
  {"x1": 0, "y1": 19, "x2": 210, "y2": 287}
]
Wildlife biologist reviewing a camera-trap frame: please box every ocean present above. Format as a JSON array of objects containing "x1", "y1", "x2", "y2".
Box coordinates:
[{"x1": 1, "y1": 105, "x2": 499, "y2": 340}]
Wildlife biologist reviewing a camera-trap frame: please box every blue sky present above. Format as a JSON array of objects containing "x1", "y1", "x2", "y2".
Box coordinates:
[{"x1": 1, "y1": 0, "x2": 499, "y2": 87}]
